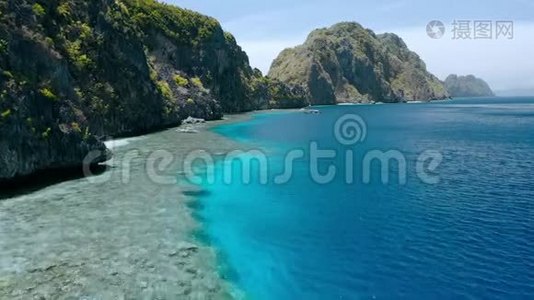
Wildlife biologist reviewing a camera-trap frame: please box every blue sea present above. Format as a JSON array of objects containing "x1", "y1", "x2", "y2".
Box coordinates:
[{"x1": 194, "y1": 98, "x2": 534, "y2": 299}]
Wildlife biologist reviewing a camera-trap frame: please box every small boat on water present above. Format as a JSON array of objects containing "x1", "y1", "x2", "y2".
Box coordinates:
[{"x1": 301, "y1": 108, "x2": 321, "y2": 114}]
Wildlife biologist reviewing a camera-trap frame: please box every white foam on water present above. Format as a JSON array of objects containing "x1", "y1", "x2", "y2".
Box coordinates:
[{"x1": 104, "y1": 137, "x2": 142, "y2": 149}]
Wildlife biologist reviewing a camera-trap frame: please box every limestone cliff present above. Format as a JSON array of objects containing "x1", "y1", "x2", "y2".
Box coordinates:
[
  {"x1": 269, "y1": 22, "x2": 449, "y2": 104},
  {"x1": 444, "y1": 74, "x2": 495, "y2": 97},
  {"x1": 0, "y1": 0, "x2": 307, "y2": 181}
]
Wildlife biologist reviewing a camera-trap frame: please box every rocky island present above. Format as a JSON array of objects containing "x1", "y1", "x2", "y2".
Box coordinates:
[
  {"x1": 444, "y1": 74, "x2": 495, "y2": 98},
  {"x1": 268, "y1": 22, "x2": 449, "y2": 105}
]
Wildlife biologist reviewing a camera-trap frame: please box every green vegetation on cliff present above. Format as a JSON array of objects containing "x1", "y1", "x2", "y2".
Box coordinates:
[
  {"x1": 444, "y1": 74, "x2": 495, "y2": 97},
  {"x1": 0, "y1": 0, "x2": 308, "y2": 181},
  {"x1": 269, "y1": 22, "x2": 448, "y2": 104}
]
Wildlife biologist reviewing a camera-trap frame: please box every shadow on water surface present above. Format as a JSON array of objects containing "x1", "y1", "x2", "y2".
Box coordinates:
[{"x1": 0, "y1": 164, "x2": 109, "y2": 200}]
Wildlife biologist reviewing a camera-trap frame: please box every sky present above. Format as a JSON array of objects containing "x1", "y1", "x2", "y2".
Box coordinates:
[{"x1": 166, "y1": 0, "x2": 534, "y2": 95}]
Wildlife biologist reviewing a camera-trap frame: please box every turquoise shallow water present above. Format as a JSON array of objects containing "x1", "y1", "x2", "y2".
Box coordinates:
[{"x1": 195, "y1": 98, "x2": 534, "y2": 299}]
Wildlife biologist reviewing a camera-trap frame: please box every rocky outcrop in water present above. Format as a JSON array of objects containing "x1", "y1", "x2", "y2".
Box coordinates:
[
  {"x1": 444, "y1": 74, "x2": 495, "y2": 97},
  {"x1": 268, "y1": 22, "x2": 449, "y2": 104}
]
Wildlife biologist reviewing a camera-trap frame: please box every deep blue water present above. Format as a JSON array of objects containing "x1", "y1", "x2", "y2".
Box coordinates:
[{"x1": 195, "y1": 98, "x2": 534, "y2": 299}]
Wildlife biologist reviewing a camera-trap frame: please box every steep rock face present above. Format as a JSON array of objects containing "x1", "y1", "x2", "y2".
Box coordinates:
[
  {"x1": 0, "y1": 77, "x2": 108, "y2": 181},
  {"x1": 0, "y1": 1, "x2": 109, "y2": 181},
  {"x1": 126, "y1": 1, "x2": 255, "y2": 113},
  {"x1": 444, "y1": 74, "x2": 495, "y2": 97},
  {"x1": 0, "y1": 0, "x2": 307, "y2": 181},
  {"x1": 248, "y1": 69, "x2": 310, "y2": 109},
  {"x1": 269, "y1": 22, "x2": 448, "y2": 104}
]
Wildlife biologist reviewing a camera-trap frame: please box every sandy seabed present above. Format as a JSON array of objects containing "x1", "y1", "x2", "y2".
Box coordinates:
[{"x1": 0, "y1": 114, "x2": 252, "y2": 299}]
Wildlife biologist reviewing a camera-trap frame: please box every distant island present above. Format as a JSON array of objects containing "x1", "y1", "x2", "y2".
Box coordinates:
[
  {"x1": 269, "y1": 22, "x2": 449, "y2": 104},
  {"x1": 444, "y1": 74, "x2": 495, "y2": 98}
]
